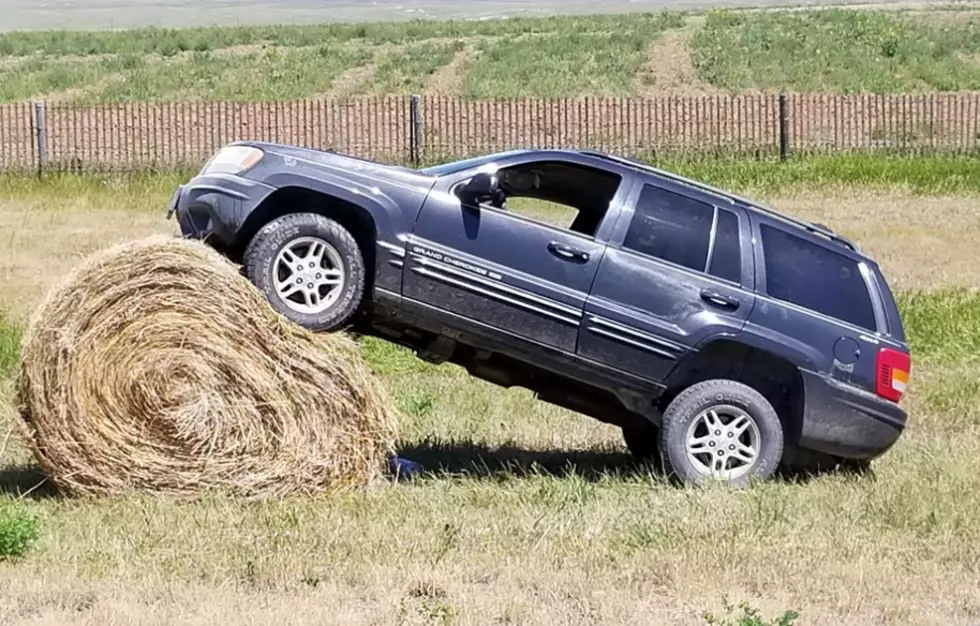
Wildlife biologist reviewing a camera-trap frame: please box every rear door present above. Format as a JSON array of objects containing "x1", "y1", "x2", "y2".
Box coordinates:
[
  {"x1": 577, "y1": 179, "x2": 757, "y2": 382},
  {"x1": 402, "y1": 161, "x2": 633, "y2": 354}
]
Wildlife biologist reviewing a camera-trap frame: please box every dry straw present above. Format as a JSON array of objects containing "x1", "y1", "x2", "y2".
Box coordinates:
[{"x1": 15, "y1": 235, "x2": 396, "y2": 498}]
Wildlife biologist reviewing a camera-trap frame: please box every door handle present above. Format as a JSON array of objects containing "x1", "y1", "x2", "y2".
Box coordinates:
[
  {"x1": 700, "y1": 289, "x2": 740, "y2": 311},
  {"x1": 548, "y1": 241, "x2": 589, "y2": 263}
]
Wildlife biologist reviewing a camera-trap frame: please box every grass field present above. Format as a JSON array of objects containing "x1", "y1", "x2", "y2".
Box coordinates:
[
  {"x1": 4, "y1": 8, "x2": 980, "y2": 102},
  {"x1": 1, "y1": 158, "x2": 979, "y2": 624},
  {"x1": 691, "y1": 8, "x2": 980, "y2": 93}
]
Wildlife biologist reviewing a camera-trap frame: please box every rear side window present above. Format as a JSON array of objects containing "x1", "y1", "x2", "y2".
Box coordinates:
[
  {"x1": 623, "y1": 184, "x2": 714, "y2": 272},
  {"x1": 760, "y1": 224, "x2": 877, "y2": 330},
  {"x1": 708, "y1": 208, "x2": 741, "y2": 283}
]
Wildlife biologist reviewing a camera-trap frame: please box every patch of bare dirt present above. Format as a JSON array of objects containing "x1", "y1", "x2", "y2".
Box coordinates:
[
  {"x1": 327, "y1": 63, "x2": 379, "y2": 98},
  {"x1": 955, "y1": 50, "x2": 980, "y2": 69},
  {"x1": 636, "y1": 18, "x2": 720, "y2": 97},
  {"x1": 425, "y1": 44, "x2": 477, "y2": 95},
  {"x1": 0, "y1": 56, "x2": 30, "y2": 70}
]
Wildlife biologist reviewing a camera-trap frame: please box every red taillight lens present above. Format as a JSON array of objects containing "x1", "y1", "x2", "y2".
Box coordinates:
[{"x1": 876, "y1": 347, "x2": 911, "y2": 402}]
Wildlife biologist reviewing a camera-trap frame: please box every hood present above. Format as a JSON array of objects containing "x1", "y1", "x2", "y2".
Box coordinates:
[{"x1": 244, "y1": 141, "x2": 434, "y2": 187}]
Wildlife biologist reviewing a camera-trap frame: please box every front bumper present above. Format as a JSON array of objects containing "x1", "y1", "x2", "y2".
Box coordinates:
[
  {"x1": 797, "y1": 370, "x2": 908, "y2": 460},
  {"x1": 168, "y1": 174, "x2": 276, "y2": 247}
]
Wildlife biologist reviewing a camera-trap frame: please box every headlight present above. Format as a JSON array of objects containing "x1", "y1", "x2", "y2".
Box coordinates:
[{"x1": 201, "y1": 145, "x2": 264, "y2": 175}]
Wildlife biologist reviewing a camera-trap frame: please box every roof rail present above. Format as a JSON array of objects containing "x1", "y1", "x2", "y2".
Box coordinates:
[{"x1": 579, "y1": 150, "x2": 860, "y2": 252}]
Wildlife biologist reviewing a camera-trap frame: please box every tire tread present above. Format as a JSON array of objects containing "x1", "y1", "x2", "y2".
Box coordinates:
[
  {"x1": 243, "y1": 212, "x2": 366, "y2": 332},
  {"x1": 658, "y1": 378, "x2": 784, "y2": 488}
]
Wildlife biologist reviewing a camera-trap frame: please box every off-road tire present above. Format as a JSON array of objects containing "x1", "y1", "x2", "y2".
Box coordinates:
[
  {"x1": 244, "y1": 213, "x2": 366, "y2": 332},
  {"x1": 659, "y1": 379, "x2": 784, "y2": 488}
]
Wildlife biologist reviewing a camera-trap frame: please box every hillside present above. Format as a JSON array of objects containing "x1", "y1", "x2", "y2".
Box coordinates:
[{"x1": 2, "y1": 8, "x2": 980, "y2": 103}]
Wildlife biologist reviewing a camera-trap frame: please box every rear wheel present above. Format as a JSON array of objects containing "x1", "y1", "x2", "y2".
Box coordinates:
[
  {"x1": 659, "y1": 379, "x2": 783, "y2": 488},
  {"x1": 244, "y1": 213, "x2": 366, "y2": 332}
]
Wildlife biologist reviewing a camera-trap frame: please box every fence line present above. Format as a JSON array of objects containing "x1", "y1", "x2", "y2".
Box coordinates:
[{"x1": 2, "y1": 92, "x2": 980, "y2": 172}]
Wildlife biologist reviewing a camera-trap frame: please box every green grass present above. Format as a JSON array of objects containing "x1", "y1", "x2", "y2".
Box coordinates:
[
  {"x1": 0, "y1": 44, "x2": 377, "y2": 103},
  {"x1": 8, "y1": 8, "x2": 980, "y2": 101},
  {"x1": 463, "y1": 13, "x2": 683, "y2": 98},
  {"x1": 898, "y1": 288, "x2": 980, "y2": 364},
  {"x1": 6, "y1": 9, "x2": 980, "y2": 102},
  {"x1": 921, "y1": 368, "x2": 980, "y2": 419},
  {"x1": 691, "y1": 9, "x2": 980, "y2": 93},
  {"x1": 0, "y1": 14, "x2": 682, "y2": 57},
  {"x1": 656, "y1": 154, "x2": 980, "y2": 196},
  {"x1": 703, "y1": 600, "x2": 800, "y2": 626},
  {"x1": 14, "y1": 154, "x2": 980, "y2": 198},
  {"x1": 0, "y1": 12, "x2": 683, "y2": 102},
  {"x1": 0, "y1": 313, "x2": 21, "y2": 379},
  {"x1": 93, "y1": 45, "x2": 376, "y2": 102},
  {"x1": 0, "y1": 55, "x2": 121, "y2": 102},
  {"x1": 0, "y1": 500, "x2": 39, "y2": 560},
  {"x1": 0, "y1": 170, "x2": 193, "y2": 202}
]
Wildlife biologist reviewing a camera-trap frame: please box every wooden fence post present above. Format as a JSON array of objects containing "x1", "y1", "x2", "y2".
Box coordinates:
[
  {"x1": 34, "y1": 101, "x2": 48, "y2": 176},
  {"x1": 778, "y1": 93, "x2": 790, "y2": 161},
  {"x1": 410, "y1": 94, "x2": 424, "y2": 166}
]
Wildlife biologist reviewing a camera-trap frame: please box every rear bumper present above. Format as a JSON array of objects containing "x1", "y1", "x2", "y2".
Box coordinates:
[
  {"x1": 168, "y1": 174, "x2": 276, "y2": 247},
  {"x1": 797, "y1": 370, "x2": 907, "y2": 460}
]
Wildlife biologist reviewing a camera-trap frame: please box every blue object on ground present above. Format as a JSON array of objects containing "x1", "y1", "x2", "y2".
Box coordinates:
[{"x1": 389, "y1": 456, "x2": 424, "y2": 479}]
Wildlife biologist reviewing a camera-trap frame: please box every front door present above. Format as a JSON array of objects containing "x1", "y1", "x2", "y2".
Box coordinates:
[
  {"x1": 402, "y1": 161, "x2": 630, "y2": 354},
  {"x1": 578, "y1": 180, "x2": 756, "y2": 382}
]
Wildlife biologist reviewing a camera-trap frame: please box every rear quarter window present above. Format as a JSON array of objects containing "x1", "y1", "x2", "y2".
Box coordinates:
[{"x1": 760, "y1": 224, "x2": 877, "y2": 331}]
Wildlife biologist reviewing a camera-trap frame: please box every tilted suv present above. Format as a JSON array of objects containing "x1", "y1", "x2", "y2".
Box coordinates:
[{"x1": 169, "y1": 143, "x2": 912, "y2": 486}]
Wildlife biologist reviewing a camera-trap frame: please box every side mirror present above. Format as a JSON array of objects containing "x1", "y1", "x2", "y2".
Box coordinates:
[{"x1": 456, "y1": 172, "x2": 498, "y2": 206}]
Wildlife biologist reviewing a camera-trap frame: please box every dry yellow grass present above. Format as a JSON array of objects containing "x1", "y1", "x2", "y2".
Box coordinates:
[
  {"x1": 0, "y1": 178, "x2": 178, "y2": 321},
  {"x1": 1, "y1": 175, "x2": 979, "y2": 625},
  {"x1": 636, "y1": 17, "x2": 720, "y2": 97}
]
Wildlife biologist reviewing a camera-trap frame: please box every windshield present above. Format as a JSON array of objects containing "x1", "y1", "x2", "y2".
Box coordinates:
[{"x1": 420, "y1": 151, "x2": 521, "y2": 176}]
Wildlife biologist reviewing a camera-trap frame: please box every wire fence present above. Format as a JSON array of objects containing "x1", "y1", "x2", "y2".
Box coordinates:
[{"x1": 2, "y1": 92, "x2": 980, "y2": 172}]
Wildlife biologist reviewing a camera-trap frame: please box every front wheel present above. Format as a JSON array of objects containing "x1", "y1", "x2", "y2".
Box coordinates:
[
  {"x1": 659, "y1": 379, "x2": 784, "y2": 488},
  {"x1": 243, "y1": 213, "x2": 366, "y2": 332}
]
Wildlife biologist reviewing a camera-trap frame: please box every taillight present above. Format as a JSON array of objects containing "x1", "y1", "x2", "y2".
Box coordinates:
[{"x1": 876, "y1": 347, "x2": 911, "y2": 402}]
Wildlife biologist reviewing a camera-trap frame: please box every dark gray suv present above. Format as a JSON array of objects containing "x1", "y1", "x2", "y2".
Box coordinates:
[{"x1": 170, "y1": 143, "x2": 912, "y2": 487}]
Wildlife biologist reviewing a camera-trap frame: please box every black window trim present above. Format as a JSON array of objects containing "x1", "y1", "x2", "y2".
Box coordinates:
[
  {"x1": 705, "y1": 206, "x2": 743, "y2": 286},
  {"x1": 703, "y1": 206, "x2": 719, "y2": 274}
]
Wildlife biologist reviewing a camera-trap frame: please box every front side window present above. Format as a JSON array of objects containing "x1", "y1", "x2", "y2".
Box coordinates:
[
  {"x1": 487, "y1": 161, "x2": 623, "y2": 238},
  {"x1": 760, "y1": 224, "x2": 876, "y2": 330}
]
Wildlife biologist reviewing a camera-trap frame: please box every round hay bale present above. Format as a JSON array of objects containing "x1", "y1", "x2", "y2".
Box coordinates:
[{"x1": 14, "y1": 235, "x2": 396, "y2": 498}]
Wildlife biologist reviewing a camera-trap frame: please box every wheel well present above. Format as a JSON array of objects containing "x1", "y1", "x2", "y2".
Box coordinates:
[
  {"x1": 662, "y1": 340, "x2": 805, "y2": 444},
  {"x1": 236, "y1": 186, "x2": 378, "y2": 285}
]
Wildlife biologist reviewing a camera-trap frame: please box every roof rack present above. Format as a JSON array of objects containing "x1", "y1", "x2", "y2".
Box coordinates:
[{"x1": 578, "y1": 150, "x2": 860, "y2": 252}]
